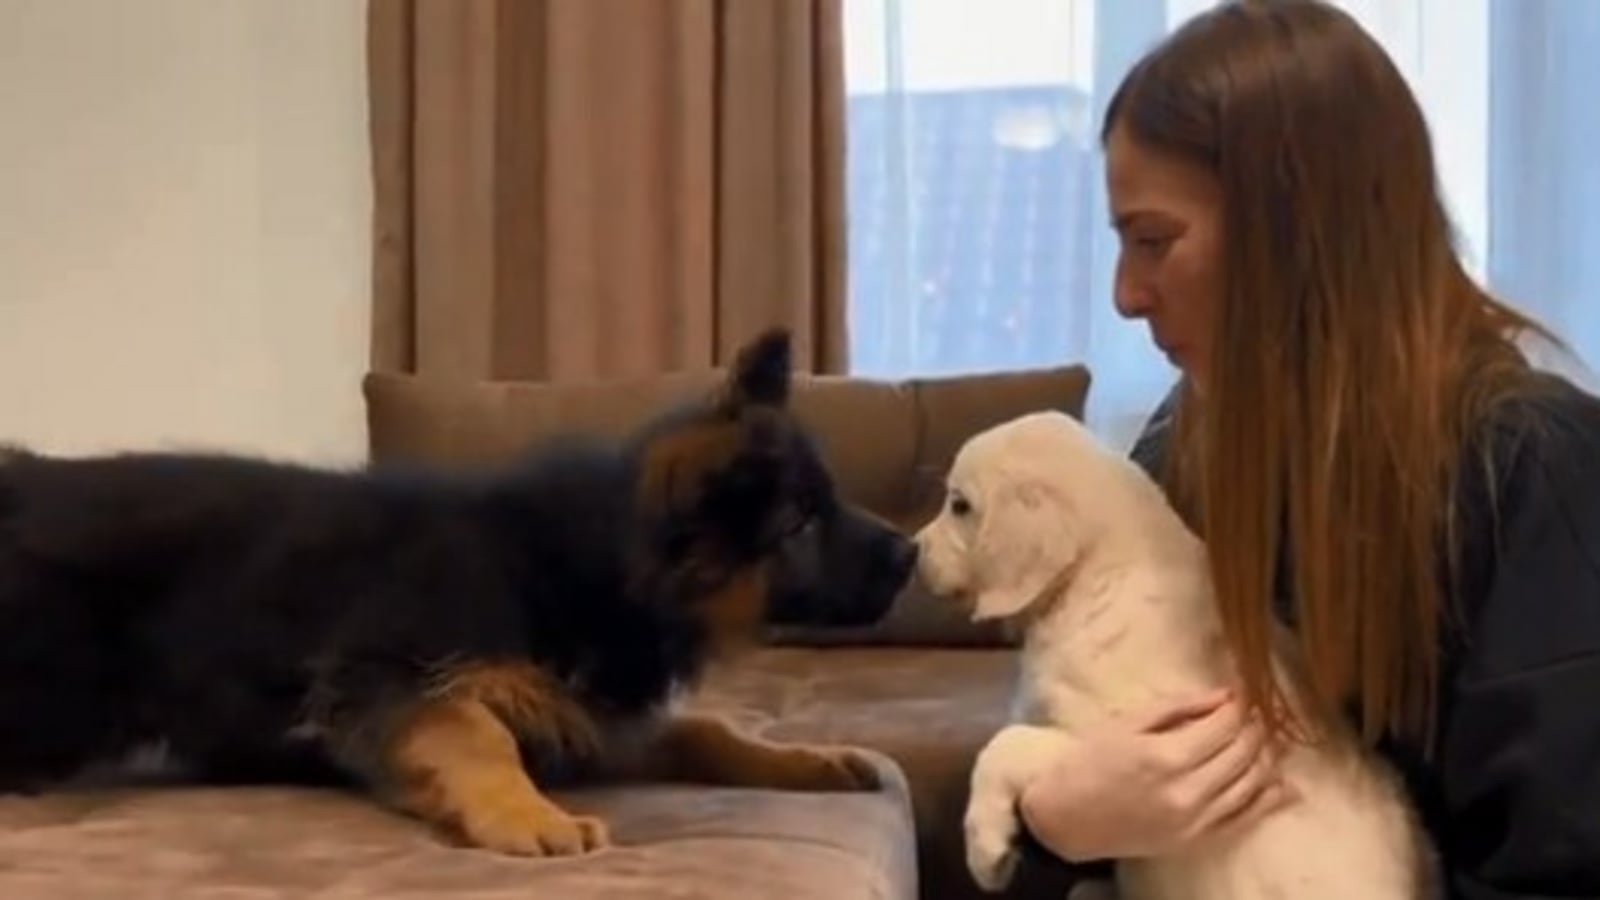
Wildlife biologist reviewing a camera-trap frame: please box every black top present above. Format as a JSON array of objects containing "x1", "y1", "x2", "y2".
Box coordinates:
[{"x1": 1126, "y1": 372, "x2": 1600, "y2": 900}]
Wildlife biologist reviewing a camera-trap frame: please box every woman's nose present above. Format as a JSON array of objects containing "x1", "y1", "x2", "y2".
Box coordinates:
[{"x1": 1114, "y1": 274, "x2": 1155, "y2": 319}]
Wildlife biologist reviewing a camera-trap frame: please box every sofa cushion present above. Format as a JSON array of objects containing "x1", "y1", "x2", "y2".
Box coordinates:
[
  {"x1": 905, "y1": 365, "x2": 1095, "y2": 516},
  {"x1": 363, "y1": 370, "x2": 722, "y2": 469},
  {"x1": 0, "y1": 753, "x2": 916, "y2": 900},
  {"x1": 691, "y1": 646, "x2": 1085, "y2": 900},
  {"x1": 363, "y1": 370, "x2": 921, "y2": 523}
]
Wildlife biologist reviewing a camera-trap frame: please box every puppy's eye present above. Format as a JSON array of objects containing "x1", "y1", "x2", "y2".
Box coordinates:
[{"x1": 949, "y1": 495, "x2": 972, "y2": 516}]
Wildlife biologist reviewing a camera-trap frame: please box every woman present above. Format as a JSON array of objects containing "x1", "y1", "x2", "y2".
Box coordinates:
[{"x1": 1016, "y1": 1, "x2": 1600, "y2": 897}]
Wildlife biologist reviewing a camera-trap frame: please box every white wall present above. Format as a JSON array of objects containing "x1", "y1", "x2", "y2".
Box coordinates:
[{"x1": 0, "y1": 0, "x2": 371, "y2": 464}]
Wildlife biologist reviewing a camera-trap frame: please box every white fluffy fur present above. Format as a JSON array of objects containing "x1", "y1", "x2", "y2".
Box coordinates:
[{"x1": 914, "y1": 410, "x2": 1433, "y2": 900}]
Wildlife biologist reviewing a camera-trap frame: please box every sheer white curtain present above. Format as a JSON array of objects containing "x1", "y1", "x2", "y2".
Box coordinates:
[{"x1": 842, "y1": 0, "x2": 1599, "y2": 449}]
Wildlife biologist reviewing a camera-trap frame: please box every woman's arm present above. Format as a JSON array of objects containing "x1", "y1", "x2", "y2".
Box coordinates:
[
  {"x1": 1431, "y1": 379, "x2": 1600, "y2": 898},
  {"x1": 1438, "y1": 657, "x2": 1600, "y2": 899}
]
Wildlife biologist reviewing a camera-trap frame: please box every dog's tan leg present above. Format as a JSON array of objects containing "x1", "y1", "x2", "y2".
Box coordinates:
[
  {"x1": 385, "y1": 697, "x2": 609, "y2": 856},
  {"x1": 632, "y1": 714, "x2": 880, "y2": 792}
]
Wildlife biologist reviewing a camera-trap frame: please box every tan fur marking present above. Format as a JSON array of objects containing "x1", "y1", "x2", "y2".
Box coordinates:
[
  {"x1": 386, "y1": 697, "x2": 609, "y2": 856},
  {"x1": 699, "y1": 564, "x2": 769, "y2": 648},
  {"x1": 425, "y1": 659, "x2": 601, "y2": 761},
  {"x1": 632, "y1": 417, "x2": 783, "y2": 651},
  {"x1": 635, "y1": 422, "x2": 742, "y2": 515},
  {"x1": 634, "y1": 714, "x2": 879, "y2": 792}
]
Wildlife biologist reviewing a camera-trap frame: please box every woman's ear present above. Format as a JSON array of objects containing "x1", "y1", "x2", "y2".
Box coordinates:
[{"x1": 969, "y1": 481, "x2": 1078, "y2": 621}]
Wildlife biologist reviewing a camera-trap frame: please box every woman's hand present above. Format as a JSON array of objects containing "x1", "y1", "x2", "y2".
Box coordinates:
[{"x1": 1017, "y1": 688, "x2": 1293, "y2": 862}]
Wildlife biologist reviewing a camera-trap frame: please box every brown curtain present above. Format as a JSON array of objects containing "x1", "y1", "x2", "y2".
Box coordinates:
[{"x1": 366, "y1": 0, "x2": 849, "y2": 382}]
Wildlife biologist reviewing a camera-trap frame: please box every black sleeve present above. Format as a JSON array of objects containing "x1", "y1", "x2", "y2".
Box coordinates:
[
  {"x1": 1127, "y1": 382, "x2": 1181, "y2": 479},
  {"x1": 1433, "y1": 390, "x2": 1600, "y2": 899}
]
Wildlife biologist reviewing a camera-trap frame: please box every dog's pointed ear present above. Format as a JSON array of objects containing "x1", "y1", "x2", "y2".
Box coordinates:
[
  {"x1": 722, "y1": 328, "x2": 792, "y2": 411},
  {"x1": 970, "y1": 481, "x2": 1078, "y2": 621}
]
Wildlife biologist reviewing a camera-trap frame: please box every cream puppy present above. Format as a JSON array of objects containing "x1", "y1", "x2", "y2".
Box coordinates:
[{"x1": 914, "y1": 410, "x2": 1432, "y2": 900}]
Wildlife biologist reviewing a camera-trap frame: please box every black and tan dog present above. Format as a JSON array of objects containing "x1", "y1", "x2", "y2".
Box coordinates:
[{"x1": 0, "y1": 328, "x2": 915, "y2": 855}]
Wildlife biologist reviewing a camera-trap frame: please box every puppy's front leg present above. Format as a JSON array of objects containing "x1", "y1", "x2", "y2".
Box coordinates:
[
  {"x1": 635, "y1": 714, "x2": 880, "y2": 792},
  {"x1": 383, "y1": 698, "x2": 609, "y2": 856},
  {"x1": 965, "y1": 723, "x2": 1075, "y2": 892}
]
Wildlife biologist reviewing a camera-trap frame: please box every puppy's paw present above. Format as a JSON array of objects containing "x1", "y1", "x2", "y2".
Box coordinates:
[
  {"x1": 964, "y1": 805, "x2": 1022, "y2": 892},
  {"x1": 459, "y1": 798, "x2": 611, "y2": 857}
]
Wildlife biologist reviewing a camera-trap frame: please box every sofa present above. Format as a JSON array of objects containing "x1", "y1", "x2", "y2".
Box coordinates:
[{"x1": 0, "y1": 362, "x2": 1096, "y2": 900}]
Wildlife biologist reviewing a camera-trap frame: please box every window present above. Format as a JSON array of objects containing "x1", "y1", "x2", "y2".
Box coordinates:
[
  {"x1": 843, "y1": 0, "x2": 1104, "y2": 381},
  {"x1": 840, "y1": 0, "x2": 1553, "y2": 447}
]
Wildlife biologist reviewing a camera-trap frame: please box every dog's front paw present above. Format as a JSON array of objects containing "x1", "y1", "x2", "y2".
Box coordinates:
[
  {"x1": 964, "y1": 806, "x2": 1022, "y2": 892},
  {"x1": 770, "y1": 745, "x2": 883, "y2": 792},
  {"x1": 458, "y1": 797, "x2": 611, "y2": 857}
]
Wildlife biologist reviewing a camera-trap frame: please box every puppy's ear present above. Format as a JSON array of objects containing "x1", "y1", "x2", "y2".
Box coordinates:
[
  {"x1": 970, "y1": 481, "x2": 1079, "y2": 621},
  {"x1": 721, "y1": 328, "x2": 792, "y2": 411}
]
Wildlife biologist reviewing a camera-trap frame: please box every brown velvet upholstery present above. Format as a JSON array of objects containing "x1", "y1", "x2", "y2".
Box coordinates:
[
  {"x1": 0, "y1": 759, "x2": 913, "y2": 900},
  {"x1": 0, "y1": 363, "x2": 1093, "y2": 900},
  {"x1": 692, "y1": 648, "x2": 1085, "y2": 900}
]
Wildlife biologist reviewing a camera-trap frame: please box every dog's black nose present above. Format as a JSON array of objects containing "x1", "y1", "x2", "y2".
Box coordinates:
[{"x1": 887, "y1": 538, "x2": 919, "y2": 581}]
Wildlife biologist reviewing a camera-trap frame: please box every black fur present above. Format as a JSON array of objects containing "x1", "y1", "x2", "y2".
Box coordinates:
[{"x1": 0, "y1": 328, "x2": 914, "y2": 795}]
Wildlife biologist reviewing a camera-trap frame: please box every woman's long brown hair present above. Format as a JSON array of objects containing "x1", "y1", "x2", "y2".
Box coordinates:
[{"x1": 1104, "y1": 0, "x2": 1550, "y2": 748}]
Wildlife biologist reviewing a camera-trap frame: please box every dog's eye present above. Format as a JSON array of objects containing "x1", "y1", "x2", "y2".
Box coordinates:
[
  {"x1": 949, "y1": 495, "x2": 971, "y2": 516},
  {"x1": 777, "y1": 502, "x2": 815, "y2": 538}
]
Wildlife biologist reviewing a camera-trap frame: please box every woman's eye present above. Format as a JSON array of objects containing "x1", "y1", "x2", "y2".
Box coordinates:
[{"x1": 1132, "y1": 234, "x2": 1174, "y2": 254}]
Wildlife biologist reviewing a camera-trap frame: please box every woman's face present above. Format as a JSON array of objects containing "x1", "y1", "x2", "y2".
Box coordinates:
[{"x1": 1104, "y1": 123, "x2": 1225, "y2": 390}]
